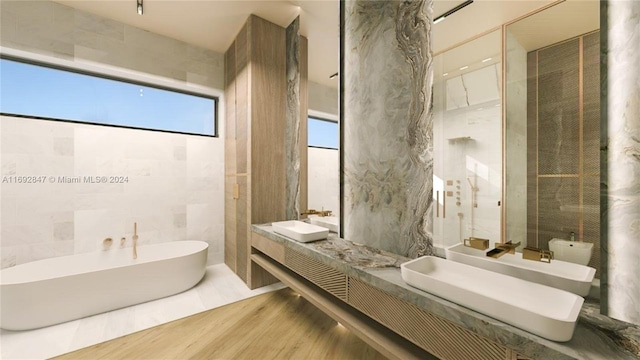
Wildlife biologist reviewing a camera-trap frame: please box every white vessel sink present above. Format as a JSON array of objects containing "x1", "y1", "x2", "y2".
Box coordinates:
[
  {"x1": 549, "y1": 238, "x2": 593, "y2": 266},
  {"x1": 401, "y1": 256, "x2": 584, "y2": 342},
  {"x1": 445, "y1": 243, "x2": 595, "y2": 296},
  {"x1": 272, "y1": 220, "x2": 329, "y2": 243},
  {"x1": 309, "y1": 216, "x2": 339, "y2": 233}
]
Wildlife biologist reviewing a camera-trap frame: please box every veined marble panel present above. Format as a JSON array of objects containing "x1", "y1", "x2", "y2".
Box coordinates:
[
  {"x1": 343, "y1": 0, "x2": 433, "y2": 258},
  {"x1": 285, "y1": 17, "x2": 301, "y2": 220},
  {"x1": 606, "y1": 0, "x2": 640, "y2": 326},
  {"x1": 446, "y1": 64, "x2": 500, "y2": 111}
]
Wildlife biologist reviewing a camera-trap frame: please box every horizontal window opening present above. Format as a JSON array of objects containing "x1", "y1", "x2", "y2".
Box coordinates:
[
  {"x1": 0, "y1": 57, "x2": 217, "y2": 136},
  {"x1": 308, "y1": 116, "x2": 338, "y2": 149}
]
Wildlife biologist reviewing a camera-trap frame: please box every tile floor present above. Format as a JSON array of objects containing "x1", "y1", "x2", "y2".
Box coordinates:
[{"x1": 0, "y1": 264, "x2": 286, "y2": 360}]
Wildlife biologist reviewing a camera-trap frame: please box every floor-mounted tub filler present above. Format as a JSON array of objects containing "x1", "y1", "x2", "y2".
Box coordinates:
[
  {"x1": 1, "y1": 240, "x2": 208, "y2": 331},
  {"x1": 445, "y1": 243, "x2": 596, "y2": 296},
  {"x1": 401, "y1": 256, "x2": 584, "y2": 342}
]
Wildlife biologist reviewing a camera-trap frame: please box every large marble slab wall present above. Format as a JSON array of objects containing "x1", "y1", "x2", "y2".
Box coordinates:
[
  {"x1": 284, "y1": 17, "x2": 308, "y2": 221},
  {"x1": 285, "y1": 17, "x2": 302, "y2": 220},
  {"x1": 605, "y1": 0, "x2": 640, "y2": 326},
  {"x1": 343, "y1": 0, "x2": 433, "y2": 257}
]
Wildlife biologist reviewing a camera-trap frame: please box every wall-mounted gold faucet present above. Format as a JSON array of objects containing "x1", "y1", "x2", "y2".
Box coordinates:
[
  {"x1": 497, "y1": 241, "x2": 521, "y2": 254},
  {"x1": 300, "y1": 208, "x2": 332, "y2": 217},
  {"x1": 486, "y1": 241, "x2": 521, "y2": 258},
  {"x1": 523, "y1": 247, "x2": 553, "y2": 263},
  {"x1": 132, "y1": 222, "x2": 138, "y2": 260},
  {"x1": 464, "y1": 237, "x2": 489, "y2": 250}
]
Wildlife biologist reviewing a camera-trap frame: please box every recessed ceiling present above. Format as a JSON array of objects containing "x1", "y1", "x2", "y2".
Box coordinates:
[{"x1": 52, "y1": 0, "x2": 561, "y2": 90}]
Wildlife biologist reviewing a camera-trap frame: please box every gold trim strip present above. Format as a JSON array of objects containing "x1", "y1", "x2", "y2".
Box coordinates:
[
  {"x1": 536, "y1": 49, "x2": 539, "y2": 249},
  {"x1": 537, "y1": 174, "x2": 580, "y2": 178},
  {"x1": 501, "y1": 24, "x2": 506, "y2": 244},
  {"x1": 578, "y1": 35, "x2": 584, "y2": 242}
]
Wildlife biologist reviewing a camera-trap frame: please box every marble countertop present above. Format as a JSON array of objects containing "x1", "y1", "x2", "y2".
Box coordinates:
[{"x1": 252, "y1": 224, "x2": 640, "y2": 360}]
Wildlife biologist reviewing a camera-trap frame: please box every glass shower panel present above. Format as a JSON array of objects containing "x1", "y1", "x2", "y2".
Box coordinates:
[{"x1": 432, "y1": 30, "x2": 503, "y2": 250}]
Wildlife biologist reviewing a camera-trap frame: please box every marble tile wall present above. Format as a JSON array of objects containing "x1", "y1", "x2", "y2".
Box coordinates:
[
  {"x1": 1, "y1": 116, "x2": 225, "y2": 268},
  {"x1": 432, "y1": 62, "x2": 502, "y2": 248},
  {"x1": 0, "y1": 1, "x2": 224, "y2": 267},
  {"x1": 343, "y1": 0, "x2": 433, "y2": 257},
  {"x1": 605, "y1": 0, "x2": 640, "y2": 326},
  {"x1": 308, "y1": 147, "x2": 340, "y2": 217},
  {"x1": 445, "y1": 64, "x2": 500, "y2": 111},
  {"x1": 285, "y1": 17, "x2": 301, "y2": 221}
]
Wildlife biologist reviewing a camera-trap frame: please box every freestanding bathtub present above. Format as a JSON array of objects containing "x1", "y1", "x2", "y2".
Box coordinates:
[{"x1": 1, "y1": 240, "x2": 208, "y2": 331}]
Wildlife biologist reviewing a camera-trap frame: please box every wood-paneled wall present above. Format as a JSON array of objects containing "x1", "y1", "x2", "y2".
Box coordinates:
[{"x1": 225, "y1": 15, "x2": 308, "y2": 288}]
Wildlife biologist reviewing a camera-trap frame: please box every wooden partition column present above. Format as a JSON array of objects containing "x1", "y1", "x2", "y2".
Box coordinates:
[{"x1": 224, "y1": 15, "x2": 308, "y2": 289}]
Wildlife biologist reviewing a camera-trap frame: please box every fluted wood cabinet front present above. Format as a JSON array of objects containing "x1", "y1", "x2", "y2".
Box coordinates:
[{"x1": 225, "y1": 15, "x2": 307, "y2": 288}]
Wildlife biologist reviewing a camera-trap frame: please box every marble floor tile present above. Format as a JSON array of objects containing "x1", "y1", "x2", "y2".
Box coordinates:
[{"x1": 0, "y1": 264, "x2": 286, "y2": 360}]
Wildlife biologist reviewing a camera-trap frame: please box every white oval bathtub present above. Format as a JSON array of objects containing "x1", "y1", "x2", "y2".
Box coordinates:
[{"x1": 0, "y1": 240, "x2": 208, "y2": 331}]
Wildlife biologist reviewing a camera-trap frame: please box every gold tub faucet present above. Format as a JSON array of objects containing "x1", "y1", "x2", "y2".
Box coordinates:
[
  {"x1": 132, "y1": 222, "x2": 138, "y2": 260},
  {"x1": 300, "y1": 209, "x2": 319, "y2": 216}
]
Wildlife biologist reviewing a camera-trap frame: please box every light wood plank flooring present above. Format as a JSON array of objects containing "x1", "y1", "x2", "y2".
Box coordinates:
[{"x1": 54, "y1": 288, "x2": 387, "y2": 360}]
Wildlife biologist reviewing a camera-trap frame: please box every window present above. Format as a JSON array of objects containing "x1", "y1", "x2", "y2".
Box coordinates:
[
  {"x1": 308, "y1": 117, "x2": 338, "y2": 149},
  {"x1": 0, "y1": 57, "x2": 217, "y2": 136}
]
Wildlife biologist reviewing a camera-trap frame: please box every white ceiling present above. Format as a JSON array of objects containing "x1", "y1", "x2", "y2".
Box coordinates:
[{"x1": 53, "y1": 0, "x2": 569, "y2": 89}]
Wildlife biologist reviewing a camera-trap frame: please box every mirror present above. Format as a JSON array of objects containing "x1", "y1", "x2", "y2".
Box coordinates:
[
  {"x1": 432, "y1": 29, "x2": 503, "y2": 250},
  {"x1": 504, "y1": 1, "x2": 600, "y2": 271},
  {"x1": 307, "y1": 112, "x2": 340, "y2": 219}
]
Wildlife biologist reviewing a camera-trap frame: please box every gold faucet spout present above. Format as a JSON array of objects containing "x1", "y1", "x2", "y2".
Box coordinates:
[
  {"x1": 495, "y1": 240, "x2": 521, "y2": 254},
  {"x1": 487, "y1": 240, "x2": 521, "y2": 258}
]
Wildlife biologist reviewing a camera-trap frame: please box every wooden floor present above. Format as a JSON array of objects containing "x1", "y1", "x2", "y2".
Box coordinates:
[{"x1": 54, "y1": 288, "x2": 387, "y2": 360}]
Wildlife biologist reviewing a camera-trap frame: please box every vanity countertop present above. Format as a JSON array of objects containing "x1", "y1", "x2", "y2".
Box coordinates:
[{"x1": 252, "y1": 224, "x2": 640, "y2": 360}]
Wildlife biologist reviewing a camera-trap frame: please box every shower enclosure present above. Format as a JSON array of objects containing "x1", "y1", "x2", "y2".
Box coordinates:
[{"x1": 432, "y1": 30, "x2": 503, "y2": 250}]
